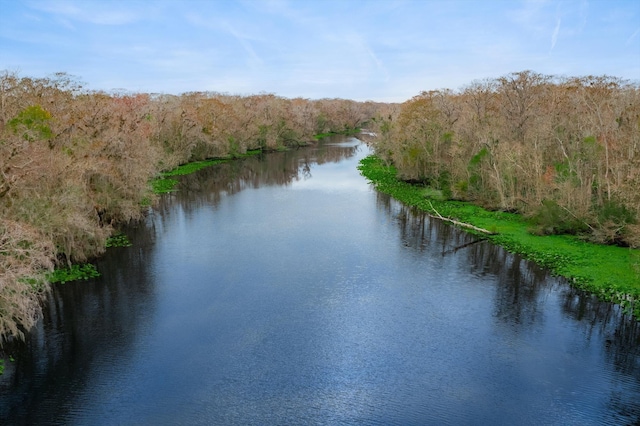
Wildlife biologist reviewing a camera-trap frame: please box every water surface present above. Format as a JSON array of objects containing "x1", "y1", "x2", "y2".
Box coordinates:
[{"x1": 1, "y1": 137, "x2": 639, "y2": 425}]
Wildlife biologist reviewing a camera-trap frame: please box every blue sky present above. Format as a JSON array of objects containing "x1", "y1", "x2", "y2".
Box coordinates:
[{"x1": 1, "y1": 0, "x2": 638, "y2": 102}]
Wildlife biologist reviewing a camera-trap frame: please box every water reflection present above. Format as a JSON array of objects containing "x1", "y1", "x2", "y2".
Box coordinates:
[
  {"x1": 378, "y1": 191, "x2": 640, "y2": 423},
  {"x1": 0, "y1": 221, "x2": 158, "y2": 424},
  {"x1": 0, "y1": 137, "x2": 364, "y2": 424},
  {"x1": 1, "y1": 137, "x2": 638, "y2": 425},
  {"x1": 157, "y1": 137, "x2": 361, "y2": 220}
]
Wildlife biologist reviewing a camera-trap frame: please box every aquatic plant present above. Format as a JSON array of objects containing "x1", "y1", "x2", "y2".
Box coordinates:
[
  {"x1": 106, "y1": 233, "x2": 132, "y2": 248},
  {"x1": 359, "y1": 154, "x2": 640, "y2": 318},
  {"x1": 48, "y1": 264, "x2": 100, "y2": 284}
]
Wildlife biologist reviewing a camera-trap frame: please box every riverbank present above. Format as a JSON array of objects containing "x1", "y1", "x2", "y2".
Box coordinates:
[
  {"x1": 49, "y1": 149, "x2": 270, "y2": 284},
  {"x1": 0, "y1": 71, "x2": 385, "y2": 343},
  {"x1": 358, "y1": 155, "x2": 640, "y2": 318},
  {"x1": 151, "y1": 149, "x2": 264, "y2": 194}
]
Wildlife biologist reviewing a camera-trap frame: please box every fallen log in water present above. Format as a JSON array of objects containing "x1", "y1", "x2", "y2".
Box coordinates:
[{"x1": 426, "y1": 200, "x2": 496, "y2": 235}]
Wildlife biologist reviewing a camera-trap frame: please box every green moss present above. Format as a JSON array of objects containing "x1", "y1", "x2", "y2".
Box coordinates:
[
  {"x1": 161, "y1": 159, "x2": 227, "y2": 177},
  {"x1": 359, "y1": 155, "x2": 640, "y2": 317}
]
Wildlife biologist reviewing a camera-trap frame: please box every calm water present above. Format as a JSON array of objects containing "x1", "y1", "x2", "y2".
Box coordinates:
[{"x1": 1, "y1": 137, "x2": 639, "y2": 425}]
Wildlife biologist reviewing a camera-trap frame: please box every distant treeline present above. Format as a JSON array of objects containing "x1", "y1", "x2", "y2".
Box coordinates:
[
  {"x1": 369, "y1": 71, "x2": 639, "y2": 248},
  {"x1": 0, "y1": 70, "x2": 386, "y2": 342}
]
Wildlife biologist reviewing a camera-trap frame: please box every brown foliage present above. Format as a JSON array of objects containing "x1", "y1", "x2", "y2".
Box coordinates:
[
  {"x1": 0, "y1": 70, "x2": 381, "y2": 343},
  {"x1": 0, "y1": 219, "x2": 54, "y2": 342},
  {"x1": 372, "y1": 71, "x2": 640, "y2": 246}
]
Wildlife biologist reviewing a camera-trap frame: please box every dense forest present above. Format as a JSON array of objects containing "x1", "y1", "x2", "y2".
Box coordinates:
[
  {"x1": 1, "y1": 69, "x2": 638, "y2": 343},
  {"x1": 369, "y1": 71, "x2": 639, "y2": 247},
  {"x1": 0, "y1": 70, "x2": 385, "y2": 342}
]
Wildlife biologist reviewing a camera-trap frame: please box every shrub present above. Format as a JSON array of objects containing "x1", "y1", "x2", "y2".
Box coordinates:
[{"x1": 528, "y1": 199, "x2": 589, "y2": 236}]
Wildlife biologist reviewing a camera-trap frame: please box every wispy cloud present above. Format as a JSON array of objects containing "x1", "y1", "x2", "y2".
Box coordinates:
[
  {"x1": 1, "y1": 0, "x2": 638, "y2": 101},
  {"x1": 627, "y1": 27, "x2": 640, "y2": 46},
  {"x1": 223, "y1": 22, "x2": 264, "y2": 68},
  {"x1": 27, "y1": 0, "x2": 142, "y2": 26},
  {"x1": 550, "y1": 17, "x2": 561, "y2": 52}
]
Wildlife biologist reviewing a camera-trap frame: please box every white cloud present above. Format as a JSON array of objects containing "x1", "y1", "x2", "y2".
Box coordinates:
[{"x1": 222, "y1": 22, "x2": 264, "y2": 68}]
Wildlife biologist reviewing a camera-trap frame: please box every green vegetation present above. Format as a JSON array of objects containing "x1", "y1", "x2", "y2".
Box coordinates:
[
  {"x1": 0, "y1": 355, "x2": 15, "y2": 376},
  {"x1": 46, "y1": 234, "x2": 131, "y2": 286},
  {"x1": 48, "y1": 263, "x2": 100, "y2": 284},
  {"x1": 105, "y1": 233, "x2": 132, "y2": 248},
  {"x1": 359, "y1": 155, "x2": 640, "y2": 317},
  {"x1": 151, "y1": 150, "x2": 263, "y2": 194},
  {"x1": 151, "y1": 178, "x2": 180, "y2": 194},
  {"x1": 7, "y1": 104, "x2": 53, "y2": 142},
  {"x1": 0, "y1": 355, "x2": 15, "y2": 375},
  {"x1": 314, "y1": 127, "x2": 361, "y2": 140}
]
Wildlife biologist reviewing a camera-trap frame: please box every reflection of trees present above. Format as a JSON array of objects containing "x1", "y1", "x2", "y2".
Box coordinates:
[
  {"x1": 468, "y1": 242, "x2": 547, "y2": 327},
  {"x1": 377, "y1": 190, "x2": 640, "y2": 422},
  {"x1": 561, "y1": 285, "x2": 640, "y2": 418},
  {"x1": 376, "y1": 191, "x2": 483, "y2": 256},
  {"x1": 157, "y1": 138, "x2": 360, "y2": 220},
  {"x1": 384, "y1": 191, "x2": 546, "y2": 327},
  {"x1": 378, "y1": 189, "x2": 639, "y2": 340},
  {"x1": 0, "y1": 221, "x2": 157, "y2": 423},
  {"x1": 0, "y1": 136, "x2": 362, "y2": 423}
]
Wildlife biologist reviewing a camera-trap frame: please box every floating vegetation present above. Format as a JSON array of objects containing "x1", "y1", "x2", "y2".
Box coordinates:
[
  {"x1": 106, "y1": 233, "x2": 132, "y2": 248},
  {"x1": 48, "y1": 263, "x2": 100, "y2": 284},
  {"x1": 0, "y1": 356, "x2": 15, "y2": 375},
  {"x1": 359, "y1": 155, "x2": 640, "y2": 319}
]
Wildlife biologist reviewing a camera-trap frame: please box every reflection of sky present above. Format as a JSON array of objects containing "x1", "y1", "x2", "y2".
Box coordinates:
[
  {"x1": 290, "y1": 161, "x2": 371, "y2": 193},
  {"x1": 290, "y1": 142, "x2": 372, "y2": 193}
]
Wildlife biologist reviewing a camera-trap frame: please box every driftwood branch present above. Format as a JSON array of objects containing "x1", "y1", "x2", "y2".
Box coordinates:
[{"x1": 426, "y1": 200, "x2": 495, "y2": 235}]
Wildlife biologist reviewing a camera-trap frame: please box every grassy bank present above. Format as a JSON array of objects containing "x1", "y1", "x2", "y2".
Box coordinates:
[
  {"x1": 151, "y1": 149, "x2": 264, "y2": 194},
  {"x1": 358, "y1": 155, "x2": 640, "y2": 318}
]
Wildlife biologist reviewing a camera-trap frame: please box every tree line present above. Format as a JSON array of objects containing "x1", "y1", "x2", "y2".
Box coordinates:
[
  {"x1": 369, "y1": 71, "x2": 639, "y2": 248},
  {"x1": 0, "y1": 70, "x2": 382, "y2": 342},
  {"x1": 1, "y1": 69, "x2": 638, "y2": 343}
]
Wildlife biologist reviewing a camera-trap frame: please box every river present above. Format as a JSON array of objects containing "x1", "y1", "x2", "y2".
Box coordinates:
[{"x1": 1, "y1": 136, "x2": 639, "y2": 425}]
